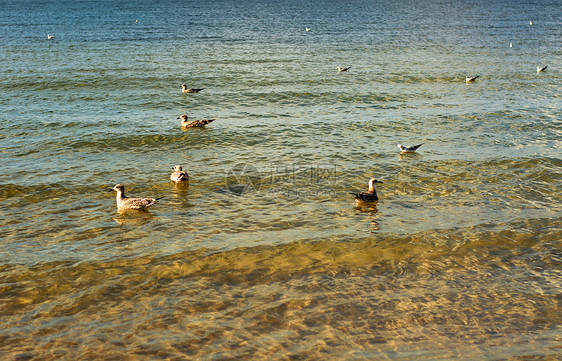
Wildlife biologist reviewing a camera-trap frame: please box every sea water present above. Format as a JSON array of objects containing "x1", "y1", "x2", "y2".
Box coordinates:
[{"x1": 0, "y1": 0, "x2": 560, "y2": 359}]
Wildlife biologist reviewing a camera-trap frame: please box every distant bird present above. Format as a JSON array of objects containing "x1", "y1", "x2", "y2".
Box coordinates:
[
  {"x1": 170, "y1": 165, "x2": 189, "y2": 183},
  {"x1": 465, "y1": 75, "x2": 480, "y2": 83},
  {"x1": 336, "y1": 66, "x2": 351, "y2": 72},
  {"x1": 305, "y1": 27, "x2": 311, "y2": 32},
  {"x1": 397, "y1": 143, "x2": 423, "y2": 153},
  {"x1": 537, "y1": 65, "x2": 548, "y2": 73},
  {"x1": 351, "y1": 178, "x2": 383, "y2": 205},
  {"x1": 529, "y1": 20, "x2": 533, "y2": 25},
  {"x1": 135, "y1": 19, "x2": 139, "y2": 23},
  {"x1": 110, "y1": 184, "x2": 162, "y2": 211},
  {"x1": 182, "y1": 84, "x2": 205, "y2": 94},
  {"x1": 47, "y1": 34, "x2": 54, "y2": 40},
  {"x1": 178, "y1": 114, "x2": 215, "y2": 128},
  {"x1": 510, "y1": 43, "x2": 513, "y2": 48}
]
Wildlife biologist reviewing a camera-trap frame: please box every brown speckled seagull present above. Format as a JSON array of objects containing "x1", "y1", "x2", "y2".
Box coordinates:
[
  {"x1": 110, "y1": 184, "x2": 162, "y2": 211},
  {"x1": 182, "y1": 84, "x2": 205, "y2": 93},
  {"x1": 170, "y1": 165, "x2": 189, "y2": 183},
  {"x1": 351, "y1": 178, "x2": 383, "y2": 205},
  {"x1": 178, "y1": 114, "x2": 215, "y2": 128}
]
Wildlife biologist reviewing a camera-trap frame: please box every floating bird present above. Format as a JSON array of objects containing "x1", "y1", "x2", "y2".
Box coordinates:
[
  {"x1": 47, "y1": 34, "x2": 54, "y2": 40},
  {"x1": 305, "y1": 27, "x2": 311, "y2": 32},
  {"x1": 182, "y1": 84, "x2": 205, "y2": 94},
  {"x1": 336, "y1": 66, "x2": 351, "y2": 72},
  {"x1": 135, "y1": 19, "x2": 139, "y2": 23},
  {"x1": 351, "y1": 178, "x2": 383, "y2": 205},
  {"x1": 537, "y1": 65, "x2": 548, "y2": 73},
  {"x1": 465, "y1": 75, "x2": 480, "y2": 83},
  {"x1": 110, "y1": 184, "x2": 162, "y2": 211},
  {"x1": 529, "y1": 20, "x2": 533, "y2": 25},
  {"x1": 510, "y1": 42, "x2": 513, "y2": 47},
  {"x1": 397, "y1": 143, "x2": 423, "y2": 153},
  {"x1": 178, "y1": 114, "x2": 215, "y2": 128},
  {"x1": 170, "y1": 165, "x2": 189, "y2": 183}
]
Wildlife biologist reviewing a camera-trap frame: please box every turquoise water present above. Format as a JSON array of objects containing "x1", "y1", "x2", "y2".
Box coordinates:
[{"x1": 1, "y1": 0, "x2": 561, "y2": 359}]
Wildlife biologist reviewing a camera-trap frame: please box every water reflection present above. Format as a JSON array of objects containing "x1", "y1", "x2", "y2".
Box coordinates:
[
  {"x1": 354, "y1": 203, "x2": 378, "y2": 213},
  {"x1": 355, "y1": 204, "x2": 380, "y2": 232},
  {"x1": 398, "y1": 151, "x2": 422, "y2": 159},
  {"x1": 171, "y1": 181, "x2": 190, "y2": 195},
  {"x1": 113, "y1": 209, "x2": 154, "y2": 226}
]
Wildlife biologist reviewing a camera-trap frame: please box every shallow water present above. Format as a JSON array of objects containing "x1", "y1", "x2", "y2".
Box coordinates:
[{"x1": 1, "y1": 0, "x2": 561, "y2": 359}]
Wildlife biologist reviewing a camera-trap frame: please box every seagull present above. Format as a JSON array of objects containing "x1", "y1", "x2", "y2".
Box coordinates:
[
  {"x1": 177, "y1": 114, "x2": 215, "y2": 128},
  {"x1": 465, "y1": 75, "x2": 480, "y2": 83},
  {"x1": 182, "y1": 84, "x2": 205, "y2": 94},
  {"x1": 537, "y1": 65, "x2": 548, "y2": 73},
  {"x1": 305, "y1": 27, "x2": 311, "y2": 32},
  {"x1": 351, "y1": 178, "x2": 383, "y2": 205},
  {"x1": 510, "y1": 43, "x2": 513, "y2": 47},
  {"x1": 47, "y1": 34, "x2": 54, "y2": 40},
  {"x1": 336, "y1": 66, "x2": 351, "y2": 72},
  {"x1": 110, "y1": 184, "x2": 162, "y2": 211},
  {"x1": 397, "y1": 143, "x2": 423, "y2": 153},
  {"x1": 170, "y1": 165, "x2": 189, "y2": 183},
  {"x1": 529, "y1": 20, "x2": 533, "y2": 25}
]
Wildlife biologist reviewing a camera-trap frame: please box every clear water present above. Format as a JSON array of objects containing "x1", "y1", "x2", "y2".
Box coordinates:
[{"x1": 0, "y1": 0, "x2": 561, "y2": 359}]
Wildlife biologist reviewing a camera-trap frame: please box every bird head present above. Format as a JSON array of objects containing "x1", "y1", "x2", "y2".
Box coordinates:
[{"x1": 111, "y1": 184, "x2": 125, "y2": 193}]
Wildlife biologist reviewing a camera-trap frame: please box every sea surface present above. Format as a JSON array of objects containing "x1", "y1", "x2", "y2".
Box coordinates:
[{"x1": 0, "y1": 0, "x2": 561, "y2": 359}]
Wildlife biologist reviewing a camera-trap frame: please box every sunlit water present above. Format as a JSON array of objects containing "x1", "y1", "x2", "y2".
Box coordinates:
[{"x1": 1, "y1": 0, "x2": 561, "y2": 359}]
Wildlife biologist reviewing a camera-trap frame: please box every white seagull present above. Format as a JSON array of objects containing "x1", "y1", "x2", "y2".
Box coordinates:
[
  {"x1": 397, "y1": 143, "x2": 423, "y2": 153},
  {"x1": 465, "y1": 75, "x2": 480, "y2": 83},
  {"x1": 47, "y1": 34, "x2": 54, "y2": 40},
  {"x1": 110, "y1": 184, "x2": 162, "y2": 211},
  {"x1": 336, "y1": 66, "x2": 351, "y2": 72},
  {"x1": 170, "y1": 165, "x2": 189, "y2": 183},
  {"x1": 305, "y1": 27, "x2": 311, "y2": 32},
  {"x1": 537, "y1": 66, "x2": 548, "y2": 73},
  {"x1": 351, "y1": 178, "x2": 383, "y2": 205}
]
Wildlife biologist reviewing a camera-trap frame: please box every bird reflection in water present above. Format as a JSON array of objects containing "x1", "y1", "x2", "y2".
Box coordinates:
[
  {"x1": 354, "y1": 204, "x2": 380, "y2": 232},
  {"x1": 113, "y1": 209, "x2": 155, "y2": 226}
]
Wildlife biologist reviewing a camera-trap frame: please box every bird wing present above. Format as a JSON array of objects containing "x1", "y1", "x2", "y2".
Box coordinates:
[
  {"x1": 183, "y1": 119, "x2": 215, "y2": 127},
  {"x1": 352, "y1": 192, "x2": 378, "y2": 202},
  {"x1": 120, "y1": 197, "x2": 157, "y2": 210},
  {"x1": 171, "y1": 172, "x2": 189, "y2": 181}
]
